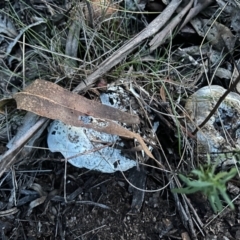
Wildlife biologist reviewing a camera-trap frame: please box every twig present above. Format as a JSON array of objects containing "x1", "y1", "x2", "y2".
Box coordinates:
[
  {"x1": 149, "y1": 0, "x2": 193, "y2": 51},
  {"x1": 178, "y1": 0, "x2": 214, "y2": 31}
]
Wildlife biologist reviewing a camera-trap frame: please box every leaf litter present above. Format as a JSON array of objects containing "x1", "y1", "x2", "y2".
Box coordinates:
[{"x1": 1, "y1": 0, "x2": 240, "y2": 239}]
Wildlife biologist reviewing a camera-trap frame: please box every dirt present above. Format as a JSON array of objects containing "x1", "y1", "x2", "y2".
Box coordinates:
[
  {"x1": 1, "y1": 156, "x2": 240, "y2": 240},
  {"x1": 1, "y1": 162, "x2": 184, "y2": 239}
]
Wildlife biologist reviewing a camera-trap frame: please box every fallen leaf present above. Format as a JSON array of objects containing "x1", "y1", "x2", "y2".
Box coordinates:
[
  {"x1": 84, "y1": 0, "x2": 118, "y2": 24},
  {"x1": 0, "y1": 97, "x2": 16, "y2": 114},
  {"x1": 160, "y1": 86, "x2": 166, "y2": 102},
  {"x1": 0, "y1": 13, "x2": 18, "y2": 38},
  {"x1": 203, "y1": 20, "x2": 236, "y2": 52},
  {"x1": 14, "y1": 79, "x2": 139, "y2": 124},
  {"x1": 191, "y1": 19, "x2": 236, "y2": 52},
  {"x1": 14, "y1": 80, "x2": 155, "y2": 159}
]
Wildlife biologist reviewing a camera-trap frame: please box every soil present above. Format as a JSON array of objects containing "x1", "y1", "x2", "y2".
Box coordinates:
[
  {"x1": 1, "y1": 162, "x2": 184, "y2": 239},
  {"x1": 1, "y1": 153, "x2": 240, "y2": 240}
]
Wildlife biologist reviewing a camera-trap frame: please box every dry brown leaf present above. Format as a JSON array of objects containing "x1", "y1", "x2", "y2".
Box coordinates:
[
  {"x1": 14, "y1": 79, "x2": 139, "y2": 124},
  {"x1": 14, "y1": 80, "x2": 155, "y2": 159},
  {"x1": 160, "y1": 86, "x2": 166, "y2": 102},
  {"x1": 0, "y1": 97, "x2": 15, "y2": 114},
  {"x1": 203, "y1": 20, "x2": 236, "y2": 52},
  {"x1": 84, "y1": 0, "x2": 118, "y2": 24}
]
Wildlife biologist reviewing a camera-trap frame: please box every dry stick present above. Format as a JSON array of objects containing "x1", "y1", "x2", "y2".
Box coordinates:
[
  {"x1": 149, "y1": 0, "x2": 193, "y2": 51},
  {"x1": 178, "y1": 0, "x2": 214, "y2": 31},
  {"x1": 73, "y1": 0, "x2": 182, "y2": 93}
]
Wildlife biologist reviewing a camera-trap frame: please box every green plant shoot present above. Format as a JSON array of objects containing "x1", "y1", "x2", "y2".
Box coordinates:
[{"x1": 172, "y1": 156, "x2": 238, "y2": 213}]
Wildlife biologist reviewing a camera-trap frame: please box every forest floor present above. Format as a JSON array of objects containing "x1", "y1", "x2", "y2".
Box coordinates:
[{"x1": 1, "y1": 0, "x2": 240, "y2": 239}]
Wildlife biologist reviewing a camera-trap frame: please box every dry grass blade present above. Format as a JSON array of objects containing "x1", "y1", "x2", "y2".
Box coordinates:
[{"x1": 0, "y1": 207, "x2": 19, "y2": 217}]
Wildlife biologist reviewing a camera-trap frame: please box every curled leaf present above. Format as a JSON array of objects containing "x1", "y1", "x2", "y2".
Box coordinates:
[{"x1": 13, "y1": 80, "x2": 155, "y2": 160}]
